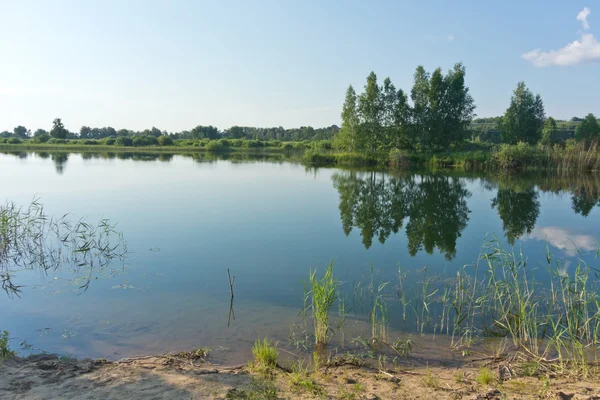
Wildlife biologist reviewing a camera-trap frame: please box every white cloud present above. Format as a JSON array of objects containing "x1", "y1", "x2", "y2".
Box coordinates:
[
  {"x1": 577, "y1": 7, "x2": 591, "y2": 29},
  {"x1": 522, "y1": 33, "x2": 600, "y2": 67},
  {"x1": 448, "y1": 34, "x2": 455, "y2": 42},
  {"x1": 527, "y1": 227, "x2": 597, "y2": 256},
  {"x1": 522, "y1": 7, "x2": 600, "y2": 67}
]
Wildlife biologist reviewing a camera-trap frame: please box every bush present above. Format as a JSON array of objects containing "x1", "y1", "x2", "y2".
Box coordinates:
[
  {"x1": 389, "y1": 149, "x2": 412, "y2": 168},
  {"x1": 33, "y1": 133, "x2": 51, "y2": 143},
  {"x1": 0, "y1": 138, "x2": 6, "y2": 143},
  {"x1": 157, "y1": 135, "x2": 174, "y2": 146},
  {"x1": 302, "y1": 150, "x2": 336, "y2": 165},
  {"x1": 144, "y1": 136, "x2": 158, "y2": 146},
  {"x1": 7, "y1": 138, "x2": 22, "y2": 144},
  {"x1": 132, "y1": 137, "x2": 148, "y2": 147},
  {"x1": 218, "y1": 139, "x2": 231, "y2": 147},
  {"x1": 243, "y1": 140, "x2": 264, "y2": 148},
  {"x1": 103, "y1": 138, "x2": 116, "y2": 145},
  {"x1": 206, "y1": 140, "x2": 224, "y2": 151},
  {"x1": 83, "y1": 140, "x2": 98, "y2": 145},
  {"x1": 48, "y1": 138, "x2": 68, "y2": 144},
  {"x1": 116, "y1": 137, "x2": 133, "y2": 146},
  {"x1": 491, "y1": 142, "x2": 536, "y2": 170}
]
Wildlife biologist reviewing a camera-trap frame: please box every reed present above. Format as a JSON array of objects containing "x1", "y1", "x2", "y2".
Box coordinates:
[{"x1": 306, "y1": 260, "x2": 339, "y2": 352}]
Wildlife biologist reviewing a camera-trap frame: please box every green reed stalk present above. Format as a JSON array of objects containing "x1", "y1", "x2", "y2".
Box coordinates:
[{"x1": 307, "y1": 260, "x2": 338, "y2": 352}]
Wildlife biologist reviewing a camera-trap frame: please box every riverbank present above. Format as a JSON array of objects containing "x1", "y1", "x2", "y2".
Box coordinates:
[
  {"x1": 4, "y1": 139, "x2": 599, "y2": 172},
  {"x1": 2, "y1": 351, "x2": 599, "y2": 399}
]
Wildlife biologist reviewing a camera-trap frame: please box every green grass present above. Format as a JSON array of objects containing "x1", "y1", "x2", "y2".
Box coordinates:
[
  {"x1": 0, "y1": 330, "x2": 14, "y2": 359},
  {"x1": 306, "y1": 260, "x2": 339, "y2": 352},
  {"x1": 475, "y1": 367, "x2": 495, "y2": 385},
  {"x1": 422, "y1": 366, "x2": 440, "y2": 389},
  {"x1": 250, "y1": 338, "x2": 279, "y2": 373}
]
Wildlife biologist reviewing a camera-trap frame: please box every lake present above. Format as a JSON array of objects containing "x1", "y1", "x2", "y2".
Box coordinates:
[{"x1": 1, "y1": 151, "x2": 599, "y2": 364}]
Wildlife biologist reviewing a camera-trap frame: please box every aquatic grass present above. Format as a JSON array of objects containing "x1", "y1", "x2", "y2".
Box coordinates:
[
  {"x1": 306, "y1": 260, "x2": 339, "y2": 352},
  {"x1": 0, "y1": 199, "x2": 127, "y2": 297}
]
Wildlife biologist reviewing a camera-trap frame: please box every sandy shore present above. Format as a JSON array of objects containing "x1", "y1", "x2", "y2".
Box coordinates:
[{"x1": 1, "y1": 353, "x2": 600, "y2": 399}]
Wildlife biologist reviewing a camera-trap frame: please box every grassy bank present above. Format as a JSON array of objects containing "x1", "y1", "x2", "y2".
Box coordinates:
[
  {"x1": 305, "y1": 142, "x2": 600, "y2": 172},
  {"x1": 2, "y1": 138, "x2": 600, "y2": 172}
]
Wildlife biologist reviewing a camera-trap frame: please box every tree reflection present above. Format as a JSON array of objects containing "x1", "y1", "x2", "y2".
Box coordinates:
[
  {"x1": 491, "y1": 184, "x2": 540, "y2": 245},
  {"x1": 51, "y1": 153, "x2": 69, "y2": 174},
  {"x1": 571, "y1": 186, "x2": 600, "y2": 217},
  {"x1": 332, "y1": 172, "x2": 471, "y2": 259}
]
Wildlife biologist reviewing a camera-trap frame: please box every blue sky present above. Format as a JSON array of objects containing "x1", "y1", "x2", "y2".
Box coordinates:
[{"x1": 1, "y1": 0, "x2": 599, "y2": 132}]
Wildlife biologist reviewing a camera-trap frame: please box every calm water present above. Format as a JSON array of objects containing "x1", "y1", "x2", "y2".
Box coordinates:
[{"x1": 1, "y1": 151, "x2": 599, "y2": 362}]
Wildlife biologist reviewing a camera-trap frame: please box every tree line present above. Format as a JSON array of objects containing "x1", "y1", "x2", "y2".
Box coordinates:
[
  {"x1": 0, "y1": 120, "x2": 339, "y2": 143},
  {"x1": 334, "y1": 63, "x2": 599, "y2": 153}
]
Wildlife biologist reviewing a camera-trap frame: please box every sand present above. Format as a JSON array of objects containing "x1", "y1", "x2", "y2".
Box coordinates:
[{"x1": 1, "y1": 353, "x2": 600, "y2": 399}]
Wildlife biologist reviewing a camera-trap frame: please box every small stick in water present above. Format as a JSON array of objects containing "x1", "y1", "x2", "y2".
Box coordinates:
[{"x1": 227, "y1": 268, "x2": 235, "y2": 298}]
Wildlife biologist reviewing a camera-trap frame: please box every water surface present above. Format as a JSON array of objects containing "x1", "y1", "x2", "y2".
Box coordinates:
[{"x1": 1, "y1": 151, "x2": 598, "y2": 362}]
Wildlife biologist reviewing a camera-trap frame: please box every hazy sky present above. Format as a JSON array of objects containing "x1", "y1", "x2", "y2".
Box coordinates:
[{"x1": 1, "y1": 0, "x2": 599, "y2": 132}]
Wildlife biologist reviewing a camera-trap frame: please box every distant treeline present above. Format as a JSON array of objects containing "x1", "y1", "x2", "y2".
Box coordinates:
[{"x1": 0, "y1": 121, "x2": 339, "y2": 142}]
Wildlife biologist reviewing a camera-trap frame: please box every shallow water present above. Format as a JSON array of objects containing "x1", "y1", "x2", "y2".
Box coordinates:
[{"x1": 0, "y1": 151, "x2": 599, "y2": 362}]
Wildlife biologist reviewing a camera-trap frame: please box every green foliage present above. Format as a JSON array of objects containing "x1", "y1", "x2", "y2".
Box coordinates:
[
  {"x1": 307, "y1": 261, "x2": 338, "y2": 351},
  {"x1": 250, "y1": 338, "x2": 279, "y2": 373},
  {"x1": 575, "y1": 113, "x2": 600, "y2": 146},
  {"x1": 475, "y1": 367, "x2": 495, "y2": 385},
  {"x1": 205, "y1": 140, "x2": 225, "y2": 151},
  {"x1": 499, "y1": 82, "x2": 545, "y2": 144},
  {"x1": 50, "y1": 118, "x2": 68, "y2": 139},
  {"x1": 541, "y1": 117, "x2": 557, "y2": 146},
  {"x1": 335, "y1": 63, "x2": 475, "y2": 154},
  {"x1": 157, "y1": 135, "x2": 174, "y2": 146},
  {"x1": 6, "y1": 138, "x2": 22, "y2": 144},
  {"x1": 0, "y1": 330, "x2": 14, "y2": 359},
  {"x1": 116, "y1": 136, "x2": 133, "y2": 146},
  {"x1": 335, "y1": 85, "x2": 360, "y2": 151},
  {"x1": 48, "y1": 138, "x2": 68, "y2": 144}
]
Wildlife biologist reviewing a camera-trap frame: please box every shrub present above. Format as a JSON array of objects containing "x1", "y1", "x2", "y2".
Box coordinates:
[
  {"x1": 144, "y1": 136, "x2": 158, "y2": 146},
  {"x1": 132, "y1": 137, "x2": 147, "y2": 147},
  {"x1": 157, "y1": 135, "x2": 174, "y2": 146},
  {"x1": 103, "y1": 138, "x2": 116, "y2": 145},
  {"x1": 302, "y1": 150, "x2": 336, "y2": 165},
  {"x1": 205, "y1": 140, "x2": 224, "y2": 151},
  {"x1": 218, "y1": 139, "x2": 231, "y2": 147},
  {"x1": 33, "y1": 133, "x2": 51, "y2": 143},
  {"x1": 116, "y1": 137, "x2": 133, "y2": 146},
  {"x1": 0, "y1": 138, "x2": 6, "y2": 143},
  {"x1": 48, "y1": 138, "x2": 68, "y2": 144},
  {"x1": 83, "y1": 140, "x2": 98, "y2": 145},
  {"x1": 7, "y1": 138, "x2": 22, "y2": 144}
]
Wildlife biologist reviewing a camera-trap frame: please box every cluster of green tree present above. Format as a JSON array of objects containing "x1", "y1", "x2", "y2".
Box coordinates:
[
  {"x1": 0, "y1": 119, "x2": 339, "y2": 143},
  {"x1": 470, "y1": 113, "x2": 599, "y2": 146},
  {"x1": 334, "y1": 63, "x2": 476, "y2": 153},
  {"x1": 332, "y1": 171, "x2": 600, "y2": 257},
  {"x1": 334, "y1": 64, "x2": 599, "y2": 153}
]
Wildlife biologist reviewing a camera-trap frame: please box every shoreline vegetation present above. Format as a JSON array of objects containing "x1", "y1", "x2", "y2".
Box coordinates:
[
  {"x1": 1, "y1": 139, "x2": 600, "y2": 172},
  {"x1": 2, "y1": 63, "x2": 600, "y2": 172}
]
